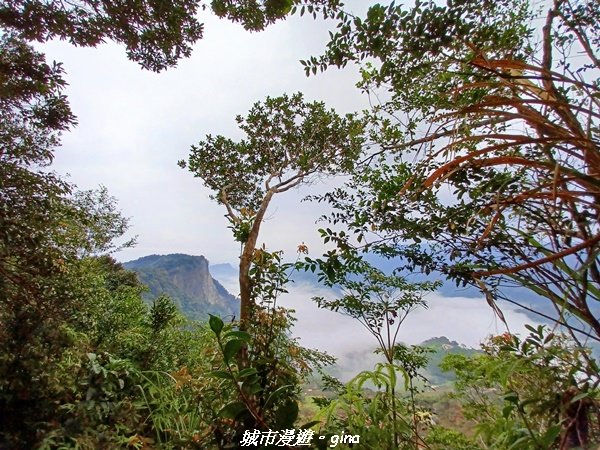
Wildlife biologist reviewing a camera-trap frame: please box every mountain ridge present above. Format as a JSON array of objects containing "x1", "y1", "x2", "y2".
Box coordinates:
[{"x1": 124, "y1": 253, "x2": 239, "y2": 320}]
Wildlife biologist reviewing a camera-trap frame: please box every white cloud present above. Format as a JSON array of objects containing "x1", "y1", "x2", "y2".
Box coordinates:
[
  {"x1": 282, "y1": 285, "x2": 539, "y2": 352},
  {"x1": 212, "y1": 273, "x2": 541, "y2": 379}
]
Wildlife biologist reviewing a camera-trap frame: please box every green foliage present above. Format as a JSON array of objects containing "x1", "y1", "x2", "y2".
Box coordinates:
[
  {"x1": 18, "y1": 267, "x2": 222, "y2": 448},
  {"x1": 0, "y1": 0, "x2": 204, "y2": 72},
  {"x1": 128, "y1": 323, "x2": 237, "y2": 449},
  {"x1": 0, "y1": 35, "x2": 78, "y2": 393},
  {"x1": 424, "y1": 427, "x2": 481, "y2": 450},
  {"x1": 302, "y1": 252, "x2": 439, "y2": 366},
  {"x1": 306, "y1": 0, "x2": 600, "y2": 339},
  {"x1": 181, "y1": 92, "x2": 364, "y2": 213},
  {"x1": 302, "y1": 244, "x2": 442, "y2": 448},
  {"x1": 138, "y1": 369, "x2": 209, "y2": 449},
  {"x1": 181, "y1": 92, "x2": 365, "y2": 332},
  {"x1": 0, "y1": 185, "x2": 218, "y2": 448},
  {"x1": 305, "y1": 0, "x2": 532, "y2": 111},
  {"x1": 316, "y1": 359, "x2": 437, "y2": 450},
  {"x1": 1, "y1": 0, "x2": 341, "y2": 72},
  {"x1": 149, "y1": 295, "x2": 179, "y2": 334},
  {"x1": 213, "y1": 0, "x2": 341, "y2": 32},
  {"x1": 250, "y1": 248, "x2": 293, "y2": 306},
  {"x1": 1, "y1": 20, "x2": 152, "y2": 446},
  {"x1": 70, "y1": 188, "x2": 137, "y2": 255},
  {"x1": 202, "y1": 247, "x2": 335, "y2": 448},
  {"x1": 0, "y1": 183, "x2": 138, "y2": 447},
  {"x1": 39, "y1": 353, "x2": 145, "y2": 450},
  {"x1": 4, "y1": 0, "x2": 600, "y2": 447},
  {"x1": 419, "y1": 337, "x2": 481, "y2": 385},
  {"x1": 442, "y1": 326, "x2": 600, "y2": 449},
  {"x1": 0, "y1": 32, "x2": 75, "y2": 157},
  {"x1": 205, "y1": 307, "x2": 334, "y2": 446}
]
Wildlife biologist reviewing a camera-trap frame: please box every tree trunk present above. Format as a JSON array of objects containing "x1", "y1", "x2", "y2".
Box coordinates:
[{"x1": 238, "y1": 189, "x2": 274, "y2": 332}]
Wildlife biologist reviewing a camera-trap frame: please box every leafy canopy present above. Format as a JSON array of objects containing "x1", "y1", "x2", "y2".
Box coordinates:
[
  {"x1": 181, "y1": 92, "x2": 364, "y2": 213},
  {"x1": 0, "y1": 0, "x2": 341, "y2": 72},
  {"x1": 304, "y1": 0, "x2": 600, "y2": 338}
]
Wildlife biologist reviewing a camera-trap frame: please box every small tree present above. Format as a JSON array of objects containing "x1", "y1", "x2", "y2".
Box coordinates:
[
  {"x1": 180, "y1": 92, "x2": 364, "y2": 331},
  {"x1": 307, "y1": 257, "x2": 439, "y2": 448},
  {"x1": 311, "y1": 262, "x2": 436, "y2": 366}
]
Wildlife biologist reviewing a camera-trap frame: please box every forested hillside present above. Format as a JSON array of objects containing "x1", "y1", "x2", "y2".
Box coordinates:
[
  {"x1": 124, "y1": 254, "x2": 238, "y2": 320},
  {"x1": 1, "y1": 0, "x2": 598, "y2": 448}
]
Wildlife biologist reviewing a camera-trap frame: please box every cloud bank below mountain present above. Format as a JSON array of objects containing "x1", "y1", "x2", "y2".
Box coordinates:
[{"x1": 212, "y1": 269, "x2": 540, "y2": 377}]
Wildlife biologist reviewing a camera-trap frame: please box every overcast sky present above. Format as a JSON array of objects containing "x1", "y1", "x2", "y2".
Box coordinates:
[
  {"x1": 40, "y1": 4, "x2": 540, "y2": 358},
  {"x1": 42, "y1": 8, "x2": 370, "y2": 265}
]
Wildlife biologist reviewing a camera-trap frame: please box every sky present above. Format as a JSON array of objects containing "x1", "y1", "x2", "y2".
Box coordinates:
[
  {"x1": 40, "y1": 4, "x2": 540, "y2": 363},
  {"x1": 42, "y1": 7, "x2": 370, "y2": 265}
]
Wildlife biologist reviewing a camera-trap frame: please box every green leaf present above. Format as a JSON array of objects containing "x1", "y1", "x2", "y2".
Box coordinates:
[
  {"x1": 502, "y1": 404, "x2": 515, "y2": 418},
  {"x1": 275, "y1": 399, "x2": 299, "y2": 429},
  {"x1": 244, "y1": 381, "x2": 263, "y2": 395},
  {"x1": 218, "y1": 401, "x2": 247, "y2": 419},
  {"x1": 238, "y1": 367, "x2": 258, "y2": 378},
  {"x1": 540, "y1": 424, "x2": 562, "y2": 447},
  {"x1": 224, "y1": 330, "x2": 251, "y2": 341},
  {"x1": 209, "y1": 314, "x2": 224, "y2": 336},
  {"x1": 524, "y1": 324, "x2": 538, "y2": 334},
  {"x1": 223, "y1": 339, "x2": 243, "y2": 364},
  {"x1": 264, "y1": 384, "x2": 294, "y2": 409},
  {"x1": 208, "y1": 370, "x2": 234, "y2": 380},
  {"x1": 504, "y1": 391, "x2": 519, "y2": 404},
  {"x1": 508, "y1": 435, "x2": 532, "y2": 449},
  {"x1": 570, "y1": 392, "x2": 590, "y2": 404}
]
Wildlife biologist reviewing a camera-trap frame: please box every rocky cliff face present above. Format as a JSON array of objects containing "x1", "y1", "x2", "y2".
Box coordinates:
[{"x1": 123, "y1": 254, "x2": 238, "y2": 321}]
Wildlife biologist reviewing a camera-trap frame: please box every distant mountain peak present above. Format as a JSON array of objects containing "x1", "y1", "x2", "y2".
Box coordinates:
[
  {"x1": 209, "y1": 263, "x2": 238, "y2": 278},
  {"x1": 124, "y1": 254, "x2": 238, "y2": 321},
  {"x1": 125, "y1": 253, "x2": 209, "y2": 267},
  {"x1": 421, "y1": 336, "x2": 469, "y2": 349}
]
